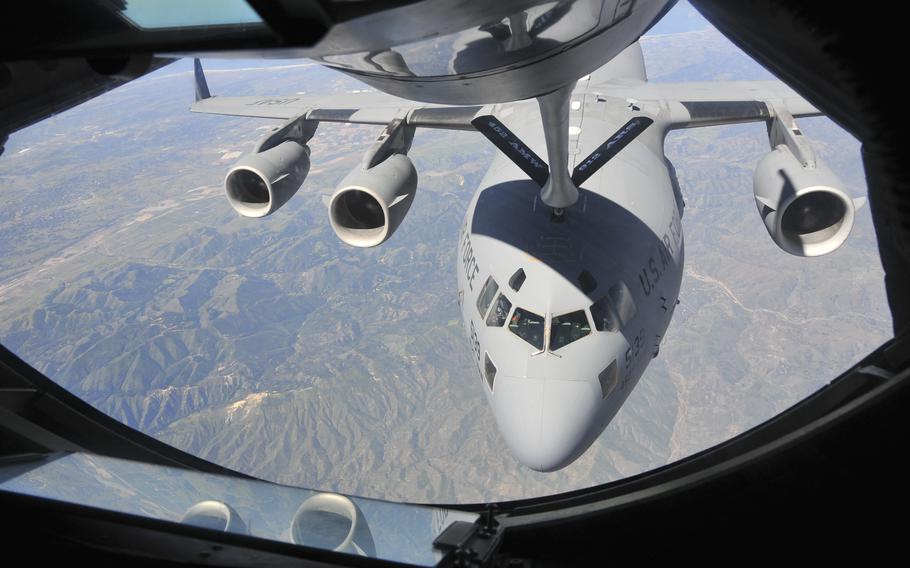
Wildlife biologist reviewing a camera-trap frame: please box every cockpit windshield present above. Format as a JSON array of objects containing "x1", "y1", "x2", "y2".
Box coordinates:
[
  {"x1": 509, "y1": 308, "x2": 545, "y2": 350},
  {"x1": 549, "y1": 310, "x2": 592, "y2": 351},
  {"x1": 486, "y1": 293, "x2": 512, "y2": 327}
]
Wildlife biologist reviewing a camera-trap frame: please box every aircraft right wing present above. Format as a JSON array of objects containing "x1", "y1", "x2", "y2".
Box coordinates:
[
  {"x1": 189, "y1": 58, "x2": 497, "y2": 232},
  {"x1": 190, "y1": 60, "x2": 481, "y2": 131},
  {"x1": 192, "y1": 93, "x2": 484, "y2": 131}
]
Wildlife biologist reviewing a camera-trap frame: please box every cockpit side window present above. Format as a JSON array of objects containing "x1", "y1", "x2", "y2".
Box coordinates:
[
  {"x1": 476, "y1": 276, "x2": 499, "y2": 318},
  {"x1": 590, "y1": 281, "x2": 637, "y2": 332},
  {"x1": 509, "y1": 308, "x2": 545, "y2": 350},
  {"x1": 509, "y1": 268, "x2": 526, "y2": 292},
  {"x1": 486, "y1": 293, "x2": 512, "y2": 327},
  {"x1": 578, "y1": 269, "x2": 597, "y2": 295},
  {"x1": 608, "y1": 281, "x2": 637, "y2": 325},
  {"x1": 590, "y1": 296, "x2": 618, "y2": 332},
  {"x1": 549, "y1": 310, "x2": 592, "y2": 351}
]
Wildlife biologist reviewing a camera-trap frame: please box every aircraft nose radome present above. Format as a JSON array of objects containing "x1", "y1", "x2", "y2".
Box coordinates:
[{"x1": 492, "y1": 376, "x2": 601, "y2": 472}]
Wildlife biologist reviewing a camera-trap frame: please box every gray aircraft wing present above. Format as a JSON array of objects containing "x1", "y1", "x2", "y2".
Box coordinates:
[
  {"x1": 190, "y1": 58, "x2": 481, "y2": 132},
  {"x1": 192, "y1": 94, "x2": 483, "y2": 131},
  {"x1": 597, "y1": 80, "x2": 821, "y2": 128}
]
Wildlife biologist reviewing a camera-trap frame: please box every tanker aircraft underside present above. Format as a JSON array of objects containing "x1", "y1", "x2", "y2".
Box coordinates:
[{"x1": 191, "y1": 39, "x2": 863, "y2": 471}]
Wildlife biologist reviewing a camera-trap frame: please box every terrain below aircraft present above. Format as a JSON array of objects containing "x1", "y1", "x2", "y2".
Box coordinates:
[{"x1": 192, "y1": 41, "x2": 862, "y2": 471}]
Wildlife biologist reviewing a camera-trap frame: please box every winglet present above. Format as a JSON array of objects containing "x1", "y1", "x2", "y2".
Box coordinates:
[{"x1": 194, "y1": 58, "x2": 211, "y2": 102}]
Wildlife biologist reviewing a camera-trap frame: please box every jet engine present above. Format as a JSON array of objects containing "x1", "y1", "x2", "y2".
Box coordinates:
[
  {"x1": 328, "y1": 153, "x2": 417, "y2": 247},
  {"x1": 753, "y1": 144, "x2": 855, "y2": 256},
  {"x1": 180, "y1": 500, "x2": 248, "y2": 534},
  {"x1": 224, "y1": 140, "x2": 311, "y2": 218},
  {"x1": 290, "y1": 493, "x2": 376, "y2": 557}
]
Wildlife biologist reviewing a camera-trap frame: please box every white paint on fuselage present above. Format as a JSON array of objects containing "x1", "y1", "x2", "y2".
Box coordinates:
[{"x1": 456, "y1": 87, "x2": 684, "y2": 471}]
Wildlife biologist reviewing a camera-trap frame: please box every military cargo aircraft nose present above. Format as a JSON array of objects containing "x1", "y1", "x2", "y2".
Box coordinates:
[{"x1": 493, "y1": 375, "x2": 601, "y2": 472}]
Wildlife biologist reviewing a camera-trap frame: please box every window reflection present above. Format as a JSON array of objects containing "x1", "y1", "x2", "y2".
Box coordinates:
[
  {"x1": 181, "y1": 500, "x2": 248, "y2": 533},
  {"x1": 486, "y1": 294, "x2": 512, "y2": 327},
  {"x1": 0, "y1": 452, "x2": 472, "y2": 566},
  {"x1": 476, "y1": 276, "x2": 498, "y2": 318},
  {"x1": 291, "y1": 493, "x2": 376, "y2": 556},
  {"x1": 509, "y1": 307, "x2": 545, "y2": 349},
  {"x1": 549, "y1": 310, "x2": 591, "y2": 351}
]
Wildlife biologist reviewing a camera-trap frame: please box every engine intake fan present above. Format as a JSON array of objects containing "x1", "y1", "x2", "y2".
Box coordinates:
[
  {"x1": 329, "y1": 153, "x2": 417, "y2": 247},
  {"x1": 753, "y1": 144, "x2": 856, "y2": 257},
  {"x1": 225, "y1": 140, "x2": 310, "y2": 218}
]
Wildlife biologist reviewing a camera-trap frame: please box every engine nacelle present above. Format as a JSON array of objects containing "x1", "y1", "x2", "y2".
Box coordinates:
[
  {"x1": 290, "y1": 493, "x2": 376, "y2": 557},
  {"x1": 328, "y1": 153, "x2": 417, "y2": 247},
  {"x1": 224, "y1": 140, "x2": 310, "y2": 218},
  {"x1": 180, "y1": 500, "x2": 248, "y2": 534},
  {"x1": 753, "y1": 144, "x2": 855, "y2": 256}
]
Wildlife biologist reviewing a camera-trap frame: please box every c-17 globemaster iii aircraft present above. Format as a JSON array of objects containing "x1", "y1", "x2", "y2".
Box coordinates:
[{"x1": 191, "y1": 39, "x2": 863, "y2": 471}]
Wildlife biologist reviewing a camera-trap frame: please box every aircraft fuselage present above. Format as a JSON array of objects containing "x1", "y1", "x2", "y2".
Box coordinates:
[{"x1": 456, "y1": 90, "x2": 684, "y2": 471}]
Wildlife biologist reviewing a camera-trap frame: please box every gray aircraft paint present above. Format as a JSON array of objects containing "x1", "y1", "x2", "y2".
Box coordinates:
[
  {"x1": 455, "y1": 54, "x2": 684, "y2": 471},
  {"x1": 192, "y1": 40, "x2": 840, "y2": 472}
]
